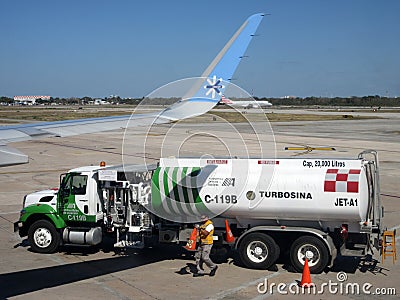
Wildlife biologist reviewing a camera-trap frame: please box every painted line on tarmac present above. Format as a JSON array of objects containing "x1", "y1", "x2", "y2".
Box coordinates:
[
  {"x1": 381, "y1": 193, "x2": 400, "y2": 199},
  {"x1": 0, "y1": 211, "x2": 20, "y2": 215},
  {"x1": 208, "y1": 271, "x2": 282, "y2": 300}
]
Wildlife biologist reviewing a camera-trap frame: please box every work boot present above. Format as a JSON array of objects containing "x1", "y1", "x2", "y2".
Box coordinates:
[{"x1": 209, "y1": 266, "x2": 218, "y2": 276}]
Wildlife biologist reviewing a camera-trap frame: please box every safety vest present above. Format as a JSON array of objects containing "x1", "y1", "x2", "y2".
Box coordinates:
[{"x1": 199, "y1": 220, "x2": 214, "y2": 245}]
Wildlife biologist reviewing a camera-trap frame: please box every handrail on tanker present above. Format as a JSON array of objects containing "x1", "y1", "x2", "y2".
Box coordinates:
[{"x1": 358, "y1": 150, "x2": 382, "y2": 232}]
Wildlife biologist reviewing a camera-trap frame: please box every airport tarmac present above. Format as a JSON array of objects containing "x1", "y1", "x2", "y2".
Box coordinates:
[{"x1": 0, "y1": 108, "x2": 399, "y2": 299}]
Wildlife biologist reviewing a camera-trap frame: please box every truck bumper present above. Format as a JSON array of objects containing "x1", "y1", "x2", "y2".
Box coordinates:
[
  {"x1": 14, "y1": 221, "x2": 20, "y2": 233},
  {"x1": 14, "y1": 221, "x2": 26, "y2": 237}
]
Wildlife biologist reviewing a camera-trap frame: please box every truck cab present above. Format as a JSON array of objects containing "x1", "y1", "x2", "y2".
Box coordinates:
[
  {"x1": 14, "y1": 163, "x2": 159, "y2": 253},
  {"x1": 57, "y1": 167, "x2": 103, "y2": 223}
]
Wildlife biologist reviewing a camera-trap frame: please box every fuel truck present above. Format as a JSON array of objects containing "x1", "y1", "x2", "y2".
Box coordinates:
[{"x1": 14, "y1": 150, "x2": 382, "y2": 273}]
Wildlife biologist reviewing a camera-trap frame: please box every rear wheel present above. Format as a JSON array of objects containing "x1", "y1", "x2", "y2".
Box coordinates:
[
  {"x1": 28, "y1": 220, "x2": 60, "y2": 253},
  {"x1": 290, "y1": 235, "x2": 329, "y2": 274},
  {"x1": 239, "y1": 233, "x2": 280, "y2": 269}
]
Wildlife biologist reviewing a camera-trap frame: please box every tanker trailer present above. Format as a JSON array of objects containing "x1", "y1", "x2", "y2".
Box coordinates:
[{"x1": 149, "y1": 150, "x2": 382, "y2": 273}]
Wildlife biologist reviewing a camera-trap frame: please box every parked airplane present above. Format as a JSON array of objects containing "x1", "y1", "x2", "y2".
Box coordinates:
[
  {"x1": 219, "y1": 95, "x2": 272, "y2": 108},
  {"x1": 0, "y1": 14, "x2": 265, "y2": 167}
]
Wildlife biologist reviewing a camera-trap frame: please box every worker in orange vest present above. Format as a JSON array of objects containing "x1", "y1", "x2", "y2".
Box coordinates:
[{"x1": 193, "y1": 215, "x2": 218, "y2": 277}]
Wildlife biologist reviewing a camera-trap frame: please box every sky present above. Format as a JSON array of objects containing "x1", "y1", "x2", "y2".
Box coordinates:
[{"x1": 0, "y1": 0, "x2": 399, "y2": 98}]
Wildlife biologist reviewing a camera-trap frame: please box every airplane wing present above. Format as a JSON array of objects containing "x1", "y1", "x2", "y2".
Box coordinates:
[{"x1": 0, "y1": 13, "x2": 265, "y2": 167}]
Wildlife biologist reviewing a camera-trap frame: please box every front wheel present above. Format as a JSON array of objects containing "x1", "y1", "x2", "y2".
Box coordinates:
[
  {"x1": 238, "y1": 233, "x2": 280, "y2": 269},
  {"x1": 290, "y1": 235, "x2": 329, "y2": 274},
  {"x1": 28, "y1": 220, "x2": 60, "y2": 253}
]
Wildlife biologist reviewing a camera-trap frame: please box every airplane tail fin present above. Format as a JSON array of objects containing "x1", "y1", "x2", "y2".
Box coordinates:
[
  {"x1": 220, "y1": 95, "x2": 234, "y2": 104},
  {"x1": 158, "y1": 13, "x2": 265, "y2": 121}
]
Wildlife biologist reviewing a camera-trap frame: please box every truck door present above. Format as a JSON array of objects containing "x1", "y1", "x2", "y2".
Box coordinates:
[{"x1": 58, "y1": 172, "x2": 95, "y2": 223}]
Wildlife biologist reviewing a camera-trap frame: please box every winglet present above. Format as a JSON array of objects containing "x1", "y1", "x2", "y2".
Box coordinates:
[
  {"x1": 200, "y1": 13, "x2": 265, "y2": 83},
  {"x1": 159, "y1": 13, "x2": 265, "y2": 120}
]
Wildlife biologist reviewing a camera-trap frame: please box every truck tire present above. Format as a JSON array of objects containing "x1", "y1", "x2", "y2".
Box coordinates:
[
  {"x1": 238, "y1": 233, "x2": 280, "y2": 269},
  {"x1": 290, "y1": 235, "x2": 329, "y2": 274},
  {"x1": 28, "y1": 220, "x2": 60, "y2": 253}
]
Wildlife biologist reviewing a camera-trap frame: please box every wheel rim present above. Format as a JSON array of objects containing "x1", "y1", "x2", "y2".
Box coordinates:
[
  {"x1": 297, "y1": 243, "x2": 320, "y2": 267},
  {"x1": 247, "y1": 241, "x2": 268, "y2": 263},
  {"x1": 33, "y1": 227, "x2": 52, "y2": 248}
]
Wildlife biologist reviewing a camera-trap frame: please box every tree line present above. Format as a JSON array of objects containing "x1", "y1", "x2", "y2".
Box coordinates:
[
  {"x1": 1, "y1": 95, "x2": 399, "y2": 107},
  {"x1": 255, "y1": 95, "x2": 399, "y2": 107}
]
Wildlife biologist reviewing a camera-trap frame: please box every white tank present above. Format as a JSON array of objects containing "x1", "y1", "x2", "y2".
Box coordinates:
[{"x1": 149, "y1": 157, "x2": 370, "y2": 229}]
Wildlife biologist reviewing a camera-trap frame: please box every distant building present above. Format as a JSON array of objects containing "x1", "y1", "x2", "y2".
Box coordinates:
[
  {"x1": 94, "y1": 99, "x2": 108, "y2": 105},
  {"x1": 13, "y1": 95, "x2": 50, "y2": 105}
]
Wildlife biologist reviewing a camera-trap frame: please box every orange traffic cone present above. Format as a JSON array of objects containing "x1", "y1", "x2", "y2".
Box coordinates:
[
  {"x1": 183, "y1": 227, "x2": 198, "y2": 251},
  {"x1": 300, "y1": 259, "x2": 313, "y2": 287},
  {"x1": 225, "y1": 219, "x2": 235, "y2": 243}
]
